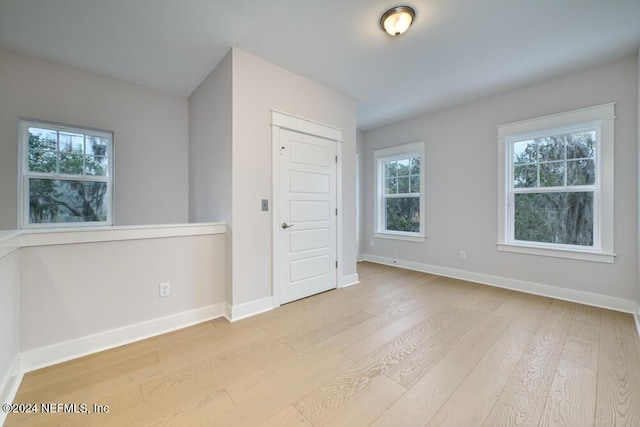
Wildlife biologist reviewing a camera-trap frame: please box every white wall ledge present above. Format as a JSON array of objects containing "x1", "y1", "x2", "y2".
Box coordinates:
[
  {"x1": 0, "y1": 223, "x2": 226, "y2": 257},
  {"x1": 0, "y1": 231, "x2": 21, "y2": 259},
  {"x1": 497, "y1": 243, "x2": 616, "y2": 264}
]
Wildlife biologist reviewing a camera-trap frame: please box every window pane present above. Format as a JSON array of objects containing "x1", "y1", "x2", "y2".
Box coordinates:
[
  {"x1": 385, "y1": 161, "x2": 397, "y2": 177},
  {"x1": 29, "y1": 178, "x2": 108, "y2": 224},
  {"x1": 514, "y1": 192, "x2": 593, "y2": 246},
  {"x1": 514, "y1": 164, "x2": 537, "y2": 188},
  {"x1": 85, "y1": 156, "x2": 108, "y2": 176},
  {"x1": 514, "y1": 140, "x2": 537, "y2": 165},
  {"x1": 28, "y1": 128, "x2": 57, "y2": 151},
  {"x1": 410, "y1": 157, "x2": 420, "y2": 175},
  {"x1": 567, "y1": 159, "x2": 595, "y2": 186},
  {"x1": 539, "y1": 161, "x2": 565, "y2": 187},
  {"x1": 385, "y1": 196, "x2": 420, "y2": 232},
  {"x1": 59, "y1": 153, "x2": 84, "y2": 175},
  {"x1": 59, "y1": 132, "x2": 84, "y2": 153},
  {"x1": 538, "y1": 136, "x2": 564, "y2": 161},
  {"x1": 28, "y1": 150, "x2": 57, "y2": 173},
  {"x1": 566, "y1": 131, "x2": 595, "y2": 159},
  {"x1": 410, "y1": 175, "x2": 420, "y2": 192},
  {"x1": 86, "y1": 136, "x2": 108, "y2": 156},
  {"x1": 398, "y1": 176, "x2": 410, "y2": 193},
  {"x1": 396, "y1": 159, "x2": 410, "y2": 177}
]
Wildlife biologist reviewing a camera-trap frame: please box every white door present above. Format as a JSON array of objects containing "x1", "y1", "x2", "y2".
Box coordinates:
[{"x1": 279, "y1": 129, "x2": 337, "y2": 304}]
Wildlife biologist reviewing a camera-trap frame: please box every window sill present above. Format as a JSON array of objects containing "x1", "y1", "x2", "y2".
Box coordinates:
[
  {"x1": 19, "y1": 223, "x2": 227, "y2": 247},
  {"x1": 497, "y1": 243, "x2": 615, "y2": 264},
  {"x1": 374, "y1": 232, "x2": 425, "y2": 243}
]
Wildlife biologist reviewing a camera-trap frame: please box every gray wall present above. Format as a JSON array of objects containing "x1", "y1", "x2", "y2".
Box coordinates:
[
  {"x1": 19, "y1": 234, "x2": 225, "y2": 352},
  {"x1": 189, "y1": 49, "x2": 233, "y2": 308},
  {"x1": 356, "y1": 129, "x2": 365, "y2": 256},
  {"x1": 362, "y1": 55, "x2": 639, "y2": 301},
  {"x1": 0, "y1": 249, "x2": 19, "y2": 392},
  {"x1": 189, "y1": 50, "x2": 233, "y2": 225},
  {"x1": 187, "y1": 48, "x2": 357, "y2": 309},
  {"x1": 231, "y1": 48, "x2": 358, "y2": 306},
  {"x1": 0, "y1": 48, "x2": 190, "y2": 229}
]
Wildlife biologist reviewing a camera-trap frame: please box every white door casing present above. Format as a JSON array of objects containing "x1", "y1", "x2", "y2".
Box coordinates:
[{"x1": 272, "y1": 111, "x2": 343, "y2": 306}]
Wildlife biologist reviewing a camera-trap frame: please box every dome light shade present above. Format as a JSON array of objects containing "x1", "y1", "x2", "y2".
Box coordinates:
[{"x1": 380, "y1": 6, "x2": 415, "y2": 37}]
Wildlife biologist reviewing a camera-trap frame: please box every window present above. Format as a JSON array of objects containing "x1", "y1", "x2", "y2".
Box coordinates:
[
  {"x1": 374, "y1": 141, "x2": 425, "y2": 242},
  {"x1": 497, "y1": 104, "x2": 614, "y2": 263},
  {"x1": 19, "y1": 119, "x2": 113, "y2": 228}
]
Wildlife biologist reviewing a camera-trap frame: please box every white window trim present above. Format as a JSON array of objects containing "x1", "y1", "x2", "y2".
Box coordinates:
[
  {"x1": 374, "y1": 141, "x2": 426, "y2": 242},
  {"x1": 18, "y1": 119, "x2": 114, "y2": 229},
  {"x1": 496, "y1": 103, "x2": 615, "y2": 263}
]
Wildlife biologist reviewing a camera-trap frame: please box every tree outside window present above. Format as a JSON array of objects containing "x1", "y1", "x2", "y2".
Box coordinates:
[
  {"x1": 374, "y1": 141, "x2": 425, "y2": 242},
  {"x1": 20, "y1": 120, "x2": 113, "y2": 228},
  {"x1": 497, "y1": 103, "x2": 614, "y2": 263},
  {"x1": 511, "y1": 130, "x2": 596, "y2": 247}
]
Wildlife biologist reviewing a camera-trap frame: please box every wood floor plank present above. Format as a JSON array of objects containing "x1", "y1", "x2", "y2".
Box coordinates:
[
  {"x1": 257, "y1": 406, "x2": 312, "y2": 427},
  {"x1": 286, "y1": 310, "x2": 375, "y2": 352},
  {"x1": 498, "y1": 300, "x2": 574, "y2": 421},
  {"x1": 510, "y1": 295, "x2": 554, "y2": 333},
  {"x1": 93, "y1": 387, "x2": 235, "y2": 427},
  {"x1": 384, "y1": 306, "x2": 492, "y2": 388},
  {"x1": 6, "y1": 384, "x2": 144, "y2": 427},
  {"x1": 426, "y1": 326, "x2": 533, "y2": 426},
  {"x1": 444, "y1": 313, "x2": 513, "y2": 370},
  {"x1": 8, "y1": 263, "x2": 640, "y2": 427},
  {"x1": 295, "y1": 307, "x2": 464, "y2": 424},
  {"x1": 340, "y1": 308, "x2": 440, "y2": 362},
  {"x1": 155, "y1": 327, "x2": 272, "y2": 368},
  {"x1": 14, "y1": 351, "x2": 160, "y2": 403},
  {"x1": 493, "y1": 291, "x2": 532, "y2": 319},
  {"x1": 539, "y1": 360, "x2": 596, "y2": 427},
  {"x1": 373, "y1": 359, "x2": 469, "y2": 427},
  {"x1": 214, "y1": 349, "x2": 353, "y2": 426},
  {"x1": 561, "y1": 314, "x2": 600, "y2": 371},
  {"x1": 141, "y1": 342, "x2": 296, "y2": 400},
  {"x1": 315, "y1": 375, "x2": 406, "y2": 427},
  {"x1": 483, "y1": 401, "x2": 539, "y2": 427},
  {"x1": 450, "y1": 281, "x2": 498, "y2": 310},
  {"x1": 302, "y1": 292, "x2": 446, "y2": 357},
  {"x1": 595, "y1": 310, "x2": 640, "y2": 425}
]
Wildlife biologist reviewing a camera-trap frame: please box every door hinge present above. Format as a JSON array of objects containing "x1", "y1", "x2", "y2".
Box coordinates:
[
  {"x1": 335, "y1": 155, "x2": 338, "y2": 163},
  {"x1": 335, "y1": 261, "x2": 338, "y2": 268},
  {"x1": 335, "y1": 208, "x2": 338, "y2": 216}
]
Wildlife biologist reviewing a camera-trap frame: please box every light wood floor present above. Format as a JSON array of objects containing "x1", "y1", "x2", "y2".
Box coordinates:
[{"x1": 7, "y1": 262, "x2": 640, "y2": 426}]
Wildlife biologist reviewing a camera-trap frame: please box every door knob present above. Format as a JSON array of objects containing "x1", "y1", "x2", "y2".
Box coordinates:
[{"x1": 281, "y1": 222, "x2": 294, "y2": 229}]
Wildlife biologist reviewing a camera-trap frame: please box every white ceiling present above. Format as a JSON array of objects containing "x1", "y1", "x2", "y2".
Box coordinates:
[{"x1": 0, "y1": 0, "x2": 639, "y2": 130}]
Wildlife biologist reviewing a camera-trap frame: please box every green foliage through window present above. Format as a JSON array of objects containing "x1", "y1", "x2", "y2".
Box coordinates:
[
  {"x1": 384, "y1": 156, "x2": 420, "y2": 232},
  {"x1": 22, "y1": 122, "x2": 112, "y2": 226},
  {"x1": 511, "y1": 130, "x2": 596, "y2": 246}
]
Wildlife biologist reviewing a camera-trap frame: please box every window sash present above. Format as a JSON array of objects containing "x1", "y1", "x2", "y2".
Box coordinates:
[
  {"x1": 506, "y1": 125, "x2": 601, "y2": 251},
  {"x1": 374, "y1": 142, "x2": 425, "y2": 240},
  {"x1": 19, "y1": 120, "x2": 114, "y2": 228}
]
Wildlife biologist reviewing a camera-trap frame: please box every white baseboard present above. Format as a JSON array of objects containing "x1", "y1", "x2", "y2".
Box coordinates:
[
  {"x1": 362, "y1": 254, "x2": 637, "y2": 314},
  {"x1": 0, "y1": 355, "x2": 24, "y2": 426},
  {"x1": 340, "y1": 273, "x2": 360, "y2": 288},
  {"x1": 20, "y1": 303, "x2": 225, "y2": 373},
  {"x1": 227, "y1": 297, "x2": 274, "y2": 322},
  {"x1": 223, "y1": 303, "x2": 233, "y2": 322}
]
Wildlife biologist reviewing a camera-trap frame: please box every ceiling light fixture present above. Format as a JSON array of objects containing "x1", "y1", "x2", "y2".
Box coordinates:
[{"x1": 380, "y1": 6, "x2": 415, "y2": 37}]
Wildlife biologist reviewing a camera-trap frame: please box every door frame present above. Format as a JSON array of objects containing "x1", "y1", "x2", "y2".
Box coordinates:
[{"x1": 271, "y1": 110, "x2": 343, "y2": 307}]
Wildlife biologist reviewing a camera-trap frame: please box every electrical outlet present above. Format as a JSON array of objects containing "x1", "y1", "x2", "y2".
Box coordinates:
[
  {"x1": 370, "y1": 239, "x2": 375, "y2": 247},
  {"x1": 159, "y1": 282, "x2": 171, "y2": 298},
  {"x1": 460, "y1": 250, "x2": 466, "y2": 260}
]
